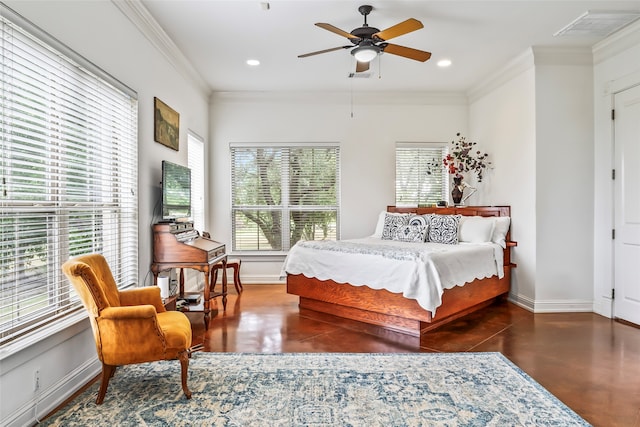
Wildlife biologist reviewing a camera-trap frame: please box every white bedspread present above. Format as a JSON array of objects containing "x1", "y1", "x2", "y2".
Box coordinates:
[{"x1": 282, "y1": 237, "x2": 504, "y2": 315}]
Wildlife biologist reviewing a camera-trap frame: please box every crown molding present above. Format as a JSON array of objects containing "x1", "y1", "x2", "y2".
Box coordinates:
[
  {"x1": 467, "y1": 46, "x2": 595, "y2": 103},
  {"x1": 593, "y1": 19, "x2": 640, "y2": 64},
  {"x1": 467, "y1": 48, "x2": 535, "y2": 103},
  {"x1": 111, "y1": 0, "x2": 210, "y2": 95},
  {"x1": 210, "y1": 90, "x2": 468, "y2": 106}
]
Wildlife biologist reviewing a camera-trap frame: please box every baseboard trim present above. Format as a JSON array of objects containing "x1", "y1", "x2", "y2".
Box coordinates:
[
  {"x1": 532, "y1": 299, "x2": 594, "y2": 313},
  {"x1": 5, "y1": 358, "x2": 100, "y2": 427},
  {"x1": 507, "y1": 293, "x2": 594, "y2": 314},
  {"x1": 507, "y1": 292, "x2": 535, "y2": 312}
]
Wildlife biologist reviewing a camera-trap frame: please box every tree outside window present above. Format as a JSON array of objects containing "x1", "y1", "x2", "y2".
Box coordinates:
[{"x1": 231, "y1": 144, "x2": 339, "y2": 252}]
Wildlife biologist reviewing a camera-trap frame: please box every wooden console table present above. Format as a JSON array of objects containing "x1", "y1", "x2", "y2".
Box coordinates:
[{"x1": 151, "y1": 222, "x2": 227, "y2": 329}]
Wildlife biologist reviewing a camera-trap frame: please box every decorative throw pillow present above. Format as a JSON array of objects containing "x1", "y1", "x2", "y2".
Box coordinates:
[
  {"x1": 408, "y1": 214, "x2": 429, "y2": 227},
  {"x1": 458, "y1": 216, "x2": 496, "y2": 243},
  {"x1": 428, "y1": 214, "x2": 462, "y2": 244},
  {"x1": 392, "y1": 224, "x2": 428, "y2": 242},
  {"x1": 381, "y1": 213, "x2": 410, "y2": 240}
]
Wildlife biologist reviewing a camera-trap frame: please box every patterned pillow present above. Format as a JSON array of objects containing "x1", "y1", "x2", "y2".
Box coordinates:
[
  {"x1": 408, "y1": 214, "x2": 429, "y2": 227},
  {"x1": 381, "y1": 213, "x2": 409, "y2": 240},
  {"x1": 392, "y1": 225, "x2": 428, "y2": 242},
  {"x1": 428, "y1": 214, "x2": 462, "y2": 244}
]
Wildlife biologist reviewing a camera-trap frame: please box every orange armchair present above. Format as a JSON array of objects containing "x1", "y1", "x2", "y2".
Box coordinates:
[{"x1": 62, "y1": 253, "x2": 193, "y2": 404}]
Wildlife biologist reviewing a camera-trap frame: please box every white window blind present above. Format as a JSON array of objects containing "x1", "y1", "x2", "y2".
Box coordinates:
[
  {"x1": 0, "y1": 5, "x2": 138, "y2": 346},
  {"x1": 396, "y1": 143, "x2": 449, "y2": 206},
  {"x1": 188, "y1": 132, "x2": 205, "y2": 232},
  {"x1": 230, "y1": 143, "x2": 339, "y2": 252}
]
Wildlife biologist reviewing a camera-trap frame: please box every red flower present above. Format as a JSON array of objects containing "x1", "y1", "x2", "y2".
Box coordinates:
[{"x1": 441, "y1": 133, "x2": 491, "y2": 182}]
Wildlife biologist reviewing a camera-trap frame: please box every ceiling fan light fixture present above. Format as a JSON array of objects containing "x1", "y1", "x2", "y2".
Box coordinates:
[{"x1": 352, "y1": 46, "x2": 378, "y2": 62}]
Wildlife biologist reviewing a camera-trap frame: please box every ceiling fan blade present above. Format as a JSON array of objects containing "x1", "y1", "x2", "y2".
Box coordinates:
[
  {"x1": 355, "y1": 61, "x2": 370, "y2": 73},
  {"x1": 382, "y1": 43, "x2": 431, "y2": 62},
  {"x1": 373, "y1": 18, "x2": 423, "y2": 41},
  {"x1": 315, "y1": 23, "x2": 360, "y2": 40},
  {"x1": 298, "y1": 46, "x2": 351, "y2": 58}
]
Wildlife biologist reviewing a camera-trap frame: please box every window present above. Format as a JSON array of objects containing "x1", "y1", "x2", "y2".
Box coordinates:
[
  {"x1": 396, "y1": 143, "x2": 448, "y2": 206},
  {"x1": 0, "y1": 5, "x2": 138, "y2": 346},
  {"x1": 230, "y1": 143, "x2": 340, "y2": 252},
  {"x1": 188, "y1": 133, "x2": 205, "y2": 232}
]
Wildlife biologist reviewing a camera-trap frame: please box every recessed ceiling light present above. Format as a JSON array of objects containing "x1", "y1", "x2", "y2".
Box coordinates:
[
  {"x1": 246, "y1": 59, "x2": 260, "y2": 66},
  {"x1": 437, "y1": 59, "x2": 452, "y2": 67}
]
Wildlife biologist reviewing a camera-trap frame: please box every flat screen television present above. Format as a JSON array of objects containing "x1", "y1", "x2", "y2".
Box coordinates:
[{"x1": 161, "y1": 160, "x2": 191, "y2": 221}]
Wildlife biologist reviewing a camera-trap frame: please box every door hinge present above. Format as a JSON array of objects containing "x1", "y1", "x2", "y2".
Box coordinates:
[
  {"x1": 611, "y1": 109, "x2": 615, "y2": 120},
  {"x1": 612, "y1": 289, "x2": 615, "y2": 300},
  {"x1": 612, "y1": 229, "x2": 616, "y2": 240},
  {"x1": 612, "y1": 169, "x2": 616, "y2": 180}
]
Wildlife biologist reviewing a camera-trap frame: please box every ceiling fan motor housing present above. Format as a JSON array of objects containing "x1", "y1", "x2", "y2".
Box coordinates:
[{"x1": 349, "y1": 26, "x2": 380, "y2": 44}]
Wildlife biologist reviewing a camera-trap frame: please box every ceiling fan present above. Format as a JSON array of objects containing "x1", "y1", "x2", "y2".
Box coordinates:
[{"x1": 298, "y1": 5, "x2": 431, "y2": 73}]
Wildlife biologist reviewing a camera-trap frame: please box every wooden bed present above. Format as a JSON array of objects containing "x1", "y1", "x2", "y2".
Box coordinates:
[{"x1": 286, "y1": 205, "x2": 516, "y2": 337}]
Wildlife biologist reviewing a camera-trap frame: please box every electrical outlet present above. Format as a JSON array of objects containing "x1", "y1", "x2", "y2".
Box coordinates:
[{"x1": 34, "y1": 369, "x2": 40, "y2": 391}]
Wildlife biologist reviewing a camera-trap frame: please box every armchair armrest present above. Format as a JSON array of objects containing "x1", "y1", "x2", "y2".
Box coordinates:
[
  {"x1": 119, "y1": 287, "x2": 166, "y2": 313},
  {"x1": 100, "y1": 305, "x2": 157, "y2": 320}
]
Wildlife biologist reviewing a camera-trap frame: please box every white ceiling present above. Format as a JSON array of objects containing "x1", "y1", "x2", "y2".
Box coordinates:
[{"x1": 140, "y1": 0, "x2": 640, "y2": 93}]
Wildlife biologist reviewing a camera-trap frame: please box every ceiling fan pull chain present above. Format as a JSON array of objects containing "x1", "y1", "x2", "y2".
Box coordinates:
[{"x1": 350, "y1": 78, "x2": 354, "y2": 118}]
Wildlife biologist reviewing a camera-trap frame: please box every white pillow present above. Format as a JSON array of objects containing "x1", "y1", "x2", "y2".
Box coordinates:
[
  {"x1": 492, "y1": 217, "x2": 511, "y2": 249},
  {"x1": 458, "y1": 216, "x2": 495, "y2": 243},
  {"x1": 372, "y1": 210, "x2": 388, "y2": 238}
]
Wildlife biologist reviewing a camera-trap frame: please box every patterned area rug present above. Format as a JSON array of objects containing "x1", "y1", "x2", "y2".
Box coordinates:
[{"x1": 42, "y1": 352, "x2": 588, "y2": 426}]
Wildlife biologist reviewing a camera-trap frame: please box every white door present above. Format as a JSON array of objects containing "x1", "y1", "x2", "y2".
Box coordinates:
[{"x1": 613, "y1": 84, "x2": 640, "y2": 325}]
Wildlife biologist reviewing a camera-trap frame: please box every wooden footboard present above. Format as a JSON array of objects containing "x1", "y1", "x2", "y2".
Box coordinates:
[
  {"x1": 287, "y1": 269, "x2": 511, "y2": 336},
  {"x1": 286, "y1": 206, "x2": 515, "y2": 337}
]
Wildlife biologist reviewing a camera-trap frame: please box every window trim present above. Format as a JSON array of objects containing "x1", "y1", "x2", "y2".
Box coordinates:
[{"x1": 188, "y1": 132, "x2": 206, "y2": 232}]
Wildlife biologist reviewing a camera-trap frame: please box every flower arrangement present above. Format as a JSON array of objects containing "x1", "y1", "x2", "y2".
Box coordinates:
[{"x1": 436, "y1": 133, "x2": 491, "y2": 182}]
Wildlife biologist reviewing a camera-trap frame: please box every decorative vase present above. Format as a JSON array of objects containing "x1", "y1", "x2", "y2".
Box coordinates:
[{"x1": 452, "y1": 176, "x2": 464, "y2": 205}]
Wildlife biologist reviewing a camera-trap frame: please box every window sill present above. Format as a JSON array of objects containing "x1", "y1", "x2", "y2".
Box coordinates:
[{"x1": 0, "y1": 311, "x2": 89, "y2": 366}]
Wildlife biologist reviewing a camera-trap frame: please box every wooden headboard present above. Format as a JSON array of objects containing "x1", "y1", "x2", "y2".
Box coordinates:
[
  {"x1": 387, "y1": 205, "x2": 510, "y2": 218},
  {"x1": 387, "y1": 205, "x2": 515, "y2": 268}
]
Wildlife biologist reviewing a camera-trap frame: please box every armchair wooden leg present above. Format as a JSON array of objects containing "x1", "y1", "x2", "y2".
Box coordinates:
[
  {"x1": 97, "y1": 363, "x2": 117, "y2": 404},
  {"x1": 178, "y1": 350, "x2": 192, "y2": 399}
]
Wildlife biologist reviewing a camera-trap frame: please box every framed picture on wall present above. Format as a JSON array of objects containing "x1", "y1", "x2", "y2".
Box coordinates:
[{"x1": 154, "y1": 97, "x2": 180, "y2": 151}]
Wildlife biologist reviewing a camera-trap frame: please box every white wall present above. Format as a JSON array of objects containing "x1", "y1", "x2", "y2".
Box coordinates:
[
  {"x1": 533, "y1": 48, "x2": 594, "y2": 311},
  {"x1": 209, "y1": 91, "x2": 468, "y2": 282},
  {"x1": 592, "y1": 22, "x2": 640, "y2": 317},
  {"x1": 468, "y1": 47, "x2": 596, "y2": 312},
  {"x1": 0, "y1": 2, "x2": 210, "y2": 425},
  {"x1": 468, "y1": 52, "x2": 537, "y2": 307}
]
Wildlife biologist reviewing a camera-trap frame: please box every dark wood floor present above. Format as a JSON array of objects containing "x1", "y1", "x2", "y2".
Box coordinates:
[{"x1": 187, "y1": 284, "x2": 640, "y2": 427}]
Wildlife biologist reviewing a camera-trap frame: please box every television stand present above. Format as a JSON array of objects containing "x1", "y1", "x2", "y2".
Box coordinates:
[{"x1": 151, "y1": 222, "x2": 227, "y2": 330}]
